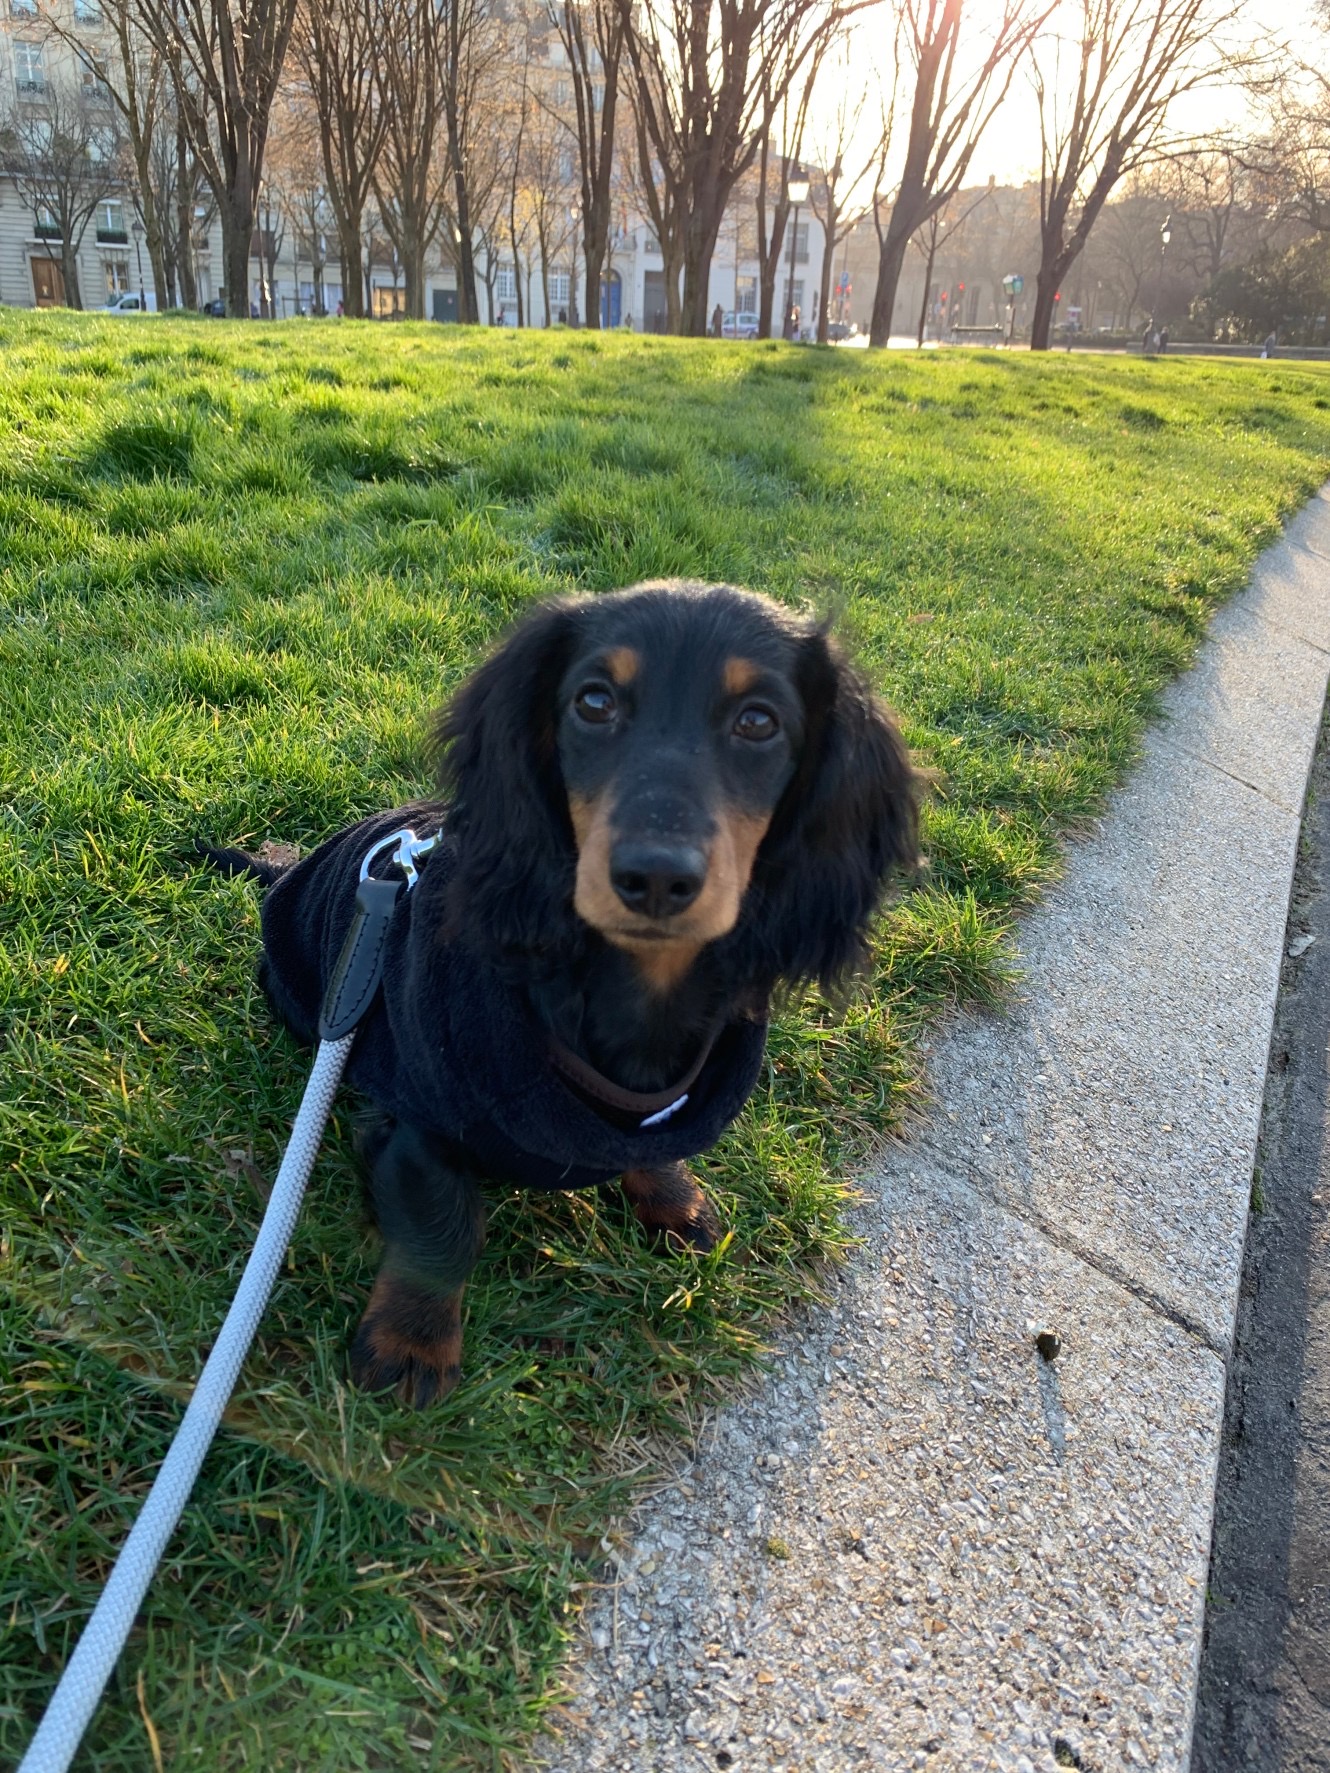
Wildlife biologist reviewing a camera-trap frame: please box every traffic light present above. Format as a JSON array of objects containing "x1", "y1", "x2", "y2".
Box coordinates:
[{"x1": 958, "y1": 282, "x2": 965, "y2": 293}]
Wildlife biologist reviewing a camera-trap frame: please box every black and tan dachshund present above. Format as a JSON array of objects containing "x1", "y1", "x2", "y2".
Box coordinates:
[{"x1": 206, "y1": 580, "x2": 920, "y2": 1406}]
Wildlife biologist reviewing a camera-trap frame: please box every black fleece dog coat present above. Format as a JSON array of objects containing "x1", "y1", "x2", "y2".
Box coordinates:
[{"x1": 260, "y1": 806, "x2": 769, "y2": 1191}]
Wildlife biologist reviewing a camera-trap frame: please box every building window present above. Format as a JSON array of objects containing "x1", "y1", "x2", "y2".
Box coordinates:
[
  {"x1": 549, "y1": 271, "x2": 570, "y2": 308},
  {"x1": 371, "y1": 284, "x2": 406, "y2": 318},
  {"x1": 736, "y1": 274, "x2": 757, "y2": 315},
  {"x1": 559, "y1": 146, "x2": 575, "y2": 185},
  {"x1": 785, "y1": 221, "x2": 809, "y2": 265},
  {"x1": 104, "y1": 257, "x2": 130, "y2": 296},
  {"x1": 96, "y1": 198, "x2": 126, "y2": 242},
  {"x1": 643, "y1": 232, "x2": 661, "y2": 257},
  {"x1": 496, "y1": 264, "x2": 517, "y2": 300},
  {"x1": 14, "y1": 40, "x2": 44, "y2": 92},
  {"x1": 74, "y1": 0, "x2": 103, "y2": 17},
  {"x1": 34, "y1": 203, "x2": 60, "y2": 240},
  {"x1": 10, "y1": 0, "x2": 38, "y2": 17},
  {"x1": 553, "y1": 77, "x2": 570, "y2": 106},
  {"x1": 82, "y1": 57, "x2": 112, "y2": 103}
]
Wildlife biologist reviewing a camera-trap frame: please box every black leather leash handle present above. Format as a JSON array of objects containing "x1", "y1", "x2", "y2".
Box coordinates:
[{"x1": 318, "y1": 875, "x2": 403, "y2": 1040}]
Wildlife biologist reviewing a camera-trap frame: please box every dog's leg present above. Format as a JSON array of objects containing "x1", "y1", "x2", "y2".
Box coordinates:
[
  {"x1": 617, "y1": 1161, "x2": 721, "y2": 1252},
  {"x1": 351, "y1": 1120, "x2": 486, "y2": 1408}
]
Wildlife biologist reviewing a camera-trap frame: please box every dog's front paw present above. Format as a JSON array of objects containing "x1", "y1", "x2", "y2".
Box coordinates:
[
  {"x1": 349, "y1": 1271, "x2": 464, "y2": 1408},
  {"x1": 618, "y1": 1164, "x2": 723, "y2": 1253}
]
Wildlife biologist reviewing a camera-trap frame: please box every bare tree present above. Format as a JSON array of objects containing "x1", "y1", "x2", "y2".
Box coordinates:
[
  {"x1": 752, "y1": 56, "x2": 822, "y2": 339},
  {"x1": 266, "y1": 90, "x2": 334, "y2": 310},
  {"x1": 908, "y1": 179, "x2": 991, "y2": 340},
  {"x1": 254, "y1": 181, "x2": 286, "y2": 314},
  {"x1": 805, "y1": 38, "x2": 879, "y2": 341},
  {"x1": 547, "y1": 0, "x2": 625, "y2": 328},
  {"x1": 289, "y1": 0, "x2": 387, "y2": 317},
  {"x1": 373, "y1": 0, "x2": 452, "y2": 318},
  {"x1": 505, "y1": 29, "x2": 541, "y2": 326},
  {"x1": 46, "y1": 0, "x2": 174, "y2": 306},
  {"x1": 440, "y1": 0, "x2": 509, "y2": 321},
  {"x1": 131, "y1": 0, "x2": 298, "y2": 316},
  {"x1": 1027, "y1": 0, "x2": 1242, "y2": 349},
  {"x1": 524, "y1": 88, "x2": 577, "y2": 322},
  {"x1": 1, "y1": 77, "x2": 124, "y2": 308},
  {"x1": 868, "y1": 0, "x2": 1050, "y2": 348},
  {"x1": 626, "y1": 79, "x2": 686, "y2": 329},
  {"x1": 619, "y1": 0, "x2": 850, "y2": 335}
]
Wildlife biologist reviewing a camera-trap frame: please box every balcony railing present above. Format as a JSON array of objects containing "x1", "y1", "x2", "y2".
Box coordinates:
[
  {"x1": 16, "y1": 76, "x2": 47, "y2": 95},
  {"x1": 96, "y1": 228, "x2": 128, "y2": 243},
  {"x1": 34, "y1": 222, "x2": 62, "y2": 239}
]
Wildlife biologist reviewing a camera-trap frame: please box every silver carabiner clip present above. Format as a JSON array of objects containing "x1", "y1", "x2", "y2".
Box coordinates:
[{"x1": 357, "y1": 826, "x2": 441, "y2": 893}]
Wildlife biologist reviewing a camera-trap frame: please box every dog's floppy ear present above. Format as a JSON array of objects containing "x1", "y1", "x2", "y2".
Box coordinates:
[
  {"x1": 744, "y1": 627, "x2": 921, "y2": 993},
  {"x1": 431, "y1": 599, "x2": 583, "y2": 956}
]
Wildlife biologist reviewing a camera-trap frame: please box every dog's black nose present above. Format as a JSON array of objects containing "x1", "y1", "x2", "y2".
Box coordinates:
[{"x1": 610, "y1": 843, "x2": 706, "y2": 919}]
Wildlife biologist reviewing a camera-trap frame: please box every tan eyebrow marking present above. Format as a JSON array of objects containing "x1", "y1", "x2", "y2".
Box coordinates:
[
  {"x1": 605, "y1": 646, "x2": 640, "y2": 686},
  {"x1": 723, "y1": 657, "x2": 761, "y2": 696}
]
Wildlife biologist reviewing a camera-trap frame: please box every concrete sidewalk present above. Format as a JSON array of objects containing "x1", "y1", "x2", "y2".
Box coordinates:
[{"x1": 535, "y1": 487, "x2": 1330, "y2": 1773}]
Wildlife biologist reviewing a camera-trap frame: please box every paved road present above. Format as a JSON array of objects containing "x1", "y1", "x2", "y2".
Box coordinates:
[{"x1": 1194, "y1": 708, "x2": 1330, "y2": 1770}]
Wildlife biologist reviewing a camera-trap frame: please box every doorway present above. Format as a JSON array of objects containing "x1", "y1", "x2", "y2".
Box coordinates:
[{"x1": 31, "y1": 257, "x2": 65, "y2": 307}]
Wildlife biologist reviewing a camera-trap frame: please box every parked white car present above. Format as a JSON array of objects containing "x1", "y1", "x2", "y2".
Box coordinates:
[
  {"x1": 104, "y1": 291, "x2": 157, "y2": 313},
  {"x1": 722, "y1": 310, "x2": 759, "y2": 339}
]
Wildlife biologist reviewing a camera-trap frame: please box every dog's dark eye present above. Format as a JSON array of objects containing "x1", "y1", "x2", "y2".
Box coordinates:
[
  {"x1": 733, "y1": 704, "x2": 780, "y2": 742},
  {"x1": 574, "y1": 683, "x2": 618, "y2": 724}
]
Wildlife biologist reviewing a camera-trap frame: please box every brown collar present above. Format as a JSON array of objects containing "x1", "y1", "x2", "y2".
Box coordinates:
[{"x1": 548, "y1": 1027, "x2": 720, "y2": 1123}]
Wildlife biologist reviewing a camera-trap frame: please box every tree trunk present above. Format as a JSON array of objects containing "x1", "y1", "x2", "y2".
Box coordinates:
[
  {"x1": 916, "y1": 231, "x2": 938, "y2": 346},
  {"x1": 175, "y1": 120, "x2": 197, "y2": 309},
  {"x1": 680, "y1": 206, "x2": 723, "y2": 336},
  {"x1": 869, "y1": 221, "x2": 911, "y2": 348},
  {"x1": 453, "y1": 171, "x2": 479, "y2": 322},
  {"x1": 537, "y1": 210, "x2": 551, "y2": 324},
  {"x1": 816, "y1": 204, "x2": 836, "y2": 345},
  {"x1": 757, "y1": 204, "x2": 788, "y2": 339},
  {"x1": 61, "y1": 238, "x2": 82, "y2": 309},
  {"x1": 338, "y1": 215, "x2": 365, "y2": 316},
  {"x1": 402, "y1": 239, "x2": 424, "y2": 318},
  {"x1": 583, "y1": 230, "x2": 607, "y2": 332},
  {"x1": 221, "y1": 203, "x2": 253, "y2": 317}
]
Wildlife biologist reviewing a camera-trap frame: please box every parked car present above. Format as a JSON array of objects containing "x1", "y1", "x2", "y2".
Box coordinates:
[
  {"x1": 721, "y1": 310, "x2": 759, "y2": 339},
  {"x1": 103, "y1": 290, "x2": 157, "y2": 313}
]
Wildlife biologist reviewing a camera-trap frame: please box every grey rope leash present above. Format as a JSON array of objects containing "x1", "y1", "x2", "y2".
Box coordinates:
[{"x1": 19, "y1": 827, "x2": 438, "y2": 1773}]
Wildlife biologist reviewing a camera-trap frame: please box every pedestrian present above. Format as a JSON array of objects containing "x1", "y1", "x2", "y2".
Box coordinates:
[
  {"x1": 557, "y1": 306, "x2": 566, "y2": 325},
  {"x1": 1262, "y1": 330, "x2": 1277, "y2": 359},
  {"x1": 1159, "y1": 326, "x2": 1169, "y2": 352},
  {"x1": 336, "y1": 298, "x2": 344, "y2": 317},
  {"x1": 1143, "y1": 321, "x2": 1153, "y2": 354},
  {"x1": 711, "y1": 302, "x2": 723, "y2": 337}
]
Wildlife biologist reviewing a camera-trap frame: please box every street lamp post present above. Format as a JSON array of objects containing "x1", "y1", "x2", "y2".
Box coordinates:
[
  {"x1": 131, "y1": 217, "x2": 145, "y2": 311},
  {"x1": 784, "y1": 166, "x2": 809, "y2": 340},
  {"x1": 1152, "y1": 213, "x2": 1171, "y2": 345}
]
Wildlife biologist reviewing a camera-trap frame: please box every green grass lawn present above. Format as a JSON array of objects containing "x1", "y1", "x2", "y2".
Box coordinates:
[{"x1": 2, "y1": 311, "x2": 1328, "y2": 1771}]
